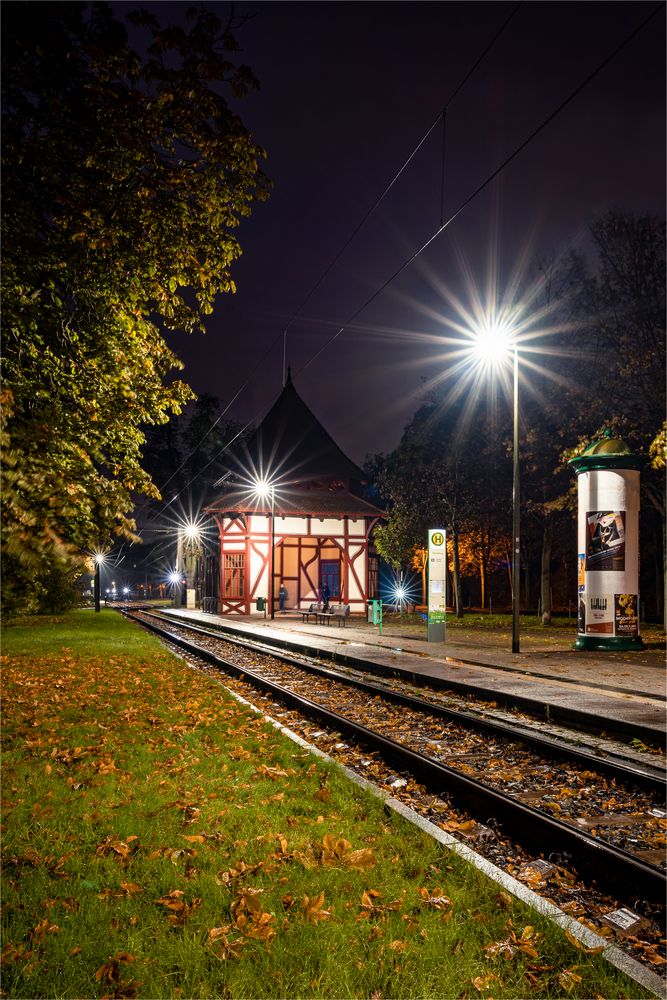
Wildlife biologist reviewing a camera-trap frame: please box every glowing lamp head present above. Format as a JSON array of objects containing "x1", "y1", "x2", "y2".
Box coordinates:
[
  {"x1": 253, "y1": 478, "x2": 273, "y2": 500},
  {"x1": 395, "y1": 587, "x2": 406, "y2": 601},
  {"x1": 183, "y1": 523, "x2": 201, "y2": 542},
  {"x1": 168, "y1": 571, "x2": 180, "y2": 585},
  {"x1": 94, "y1": 553, "x2": 105, "y2": 565},
  {"x1": 472, "y1": 322, "x2": 514, "y2": 366}
]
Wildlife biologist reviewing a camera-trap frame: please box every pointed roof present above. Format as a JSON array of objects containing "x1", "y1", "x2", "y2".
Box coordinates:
[{"x1": 226, "y1": 372, "x2": 365, "y2": 485}]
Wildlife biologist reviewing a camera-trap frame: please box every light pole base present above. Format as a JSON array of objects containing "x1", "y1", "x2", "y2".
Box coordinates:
[{"x1": 573, "y1": 635, "x2": 645, "y2": 652}]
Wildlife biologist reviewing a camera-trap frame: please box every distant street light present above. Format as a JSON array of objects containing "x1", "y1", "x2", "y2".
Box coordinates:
[
  {"x1": 472, "y1": 323, "x2": 521, "y2": 654},
  {"x1": 253, "y1": 478, "x2": 276, "y2": 620}
]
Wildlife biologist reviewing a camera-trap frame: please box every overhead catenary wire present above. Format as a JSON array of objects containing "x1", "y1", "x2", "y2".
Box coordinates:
[
  {"x1": 150, "y1": 3, "x2": 524, "y2": 510},
  {"x1": 146, "y1": 1, "x2": 662, "y2": 525},
  {"x1": 297, "y1": 1, "x2": 665, "y2": 376}
]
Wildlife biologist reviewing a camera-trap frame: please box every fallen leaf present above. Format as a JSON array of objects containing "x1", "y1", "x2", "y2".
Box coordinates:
[{"x1": 301, "y1": 891, "x2": 332, "y2": 924}]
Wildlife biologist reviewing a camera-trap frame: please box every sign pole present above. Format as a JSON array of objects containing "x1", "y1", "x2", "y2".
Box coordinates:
[{"x1": 427, "y1": 529, "x2": 446, "y2": 643}]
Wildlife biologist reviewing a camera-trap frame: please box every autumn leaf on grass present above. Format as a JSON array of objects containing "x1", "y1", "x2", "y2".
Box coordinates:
[
  {"x1": 484, "y1": 926, "x2": 541, "y2": 962},
  {"x1": 557, "y1": 968, "x2": 583, "y2": 992},
  {"x1": 96, "y1": 836, "x2": 138, "y2": 861},
  {"x1": 95, "y1": 951, "x2": 142, "y2": 997},
  {"x1": 98, "y1": 883, "x2": 143, "y2": 901},
  {"x1": 1, "y1": 942, "x2": 33, "y2": 966},
  {"x1": 29, "y1": 918, "x2": 60, "y2": 942},
  {"x1": 207, "y1": 926, "x2": 245, "y2": 961},
  {"x1": 358, "y1": 888, "x2": 383, "y2": 920},
  {"x1": 215, "y1": 860, "x2": 264, "y2": 885},
  {"x1": 388, "y1": 940, "x2": 408, "y2": 954},
  {"x1": 301, "y1": 891, "x2": 332, "y2": 924},
  {"x1": 563, "y1": 928, "x2": 604, "y2": 955},
  {"x1": 231, "y1": 888, "x2": 276, "y2": 942},
  {"x1": 418, "y1": 887, "x2": 452, "y2": 911},
  {"x1": 321, "y1": 834, "x2": 376, "y2": 870},
  {"x1": 155, "y1": 890, "x2": 201, "y2": 926},
  {"x1": 472, "y1": 973, "x2": 499, "y2": 992},
  {"x1": 257, "y1": 764, "x2": 289, "y2": 780},
  {"x1": 149, "y1": 846, "x2": 198, "y2": 864}
]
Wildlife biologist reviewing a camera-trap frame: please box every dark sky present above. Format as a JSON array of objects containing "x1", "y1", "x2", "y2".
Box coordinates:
[{"x1": 147, "y1": 1, "x2": 665, "y2": 465}]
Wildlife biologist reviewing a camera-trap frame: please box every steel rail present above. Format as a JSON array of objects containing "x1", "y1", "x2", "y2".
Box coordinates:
[
  {"x1": 130, "y1": 612, "x2": 666, "y2": 910},
  {"x1": 139, "y1": 611, "x2": 665, "y2": 793},
  {"x1": 142, "y1": 608, "x2": 666, "y2": 749}
]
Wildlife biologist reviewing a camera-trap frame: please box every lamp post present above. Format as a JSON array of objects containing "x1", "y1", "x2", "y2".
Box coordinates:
[
  {"x1": 254, "y1": 479, "x2": 276, "y2": 620},
  {"x1": 472, "y1": 328, "x2": 521, "y2": 654},
  {"x1": 511, "y1": 346, "x2": 520, "y2": 654},
  {"x1": 181, "y1": 522, "x2": 202, "y2": 610},
  {"x1": 93, "y1": 554, "x2": 103, "y2": 613},
  {"x1": 268, "y1": 484, "x2": 276, "y2": 620}
]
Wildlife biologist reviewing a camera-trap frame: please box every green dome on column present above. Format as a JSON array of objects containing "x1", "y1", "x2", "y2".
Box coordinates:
[{"x1": 568, "y1": 431, "x2": 644, "y2": 474}]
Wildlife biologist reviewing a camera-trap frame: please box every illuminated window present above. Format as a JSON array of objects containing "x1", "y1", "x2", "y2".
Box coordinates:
[{"x1": 224, "y1": 553, "x2": 245, "y2": 598}]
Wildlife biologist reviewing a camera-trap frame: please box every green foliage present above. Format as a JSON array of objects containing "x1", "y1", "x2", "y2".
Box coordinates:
[{"x1": 1, "y1": 2, "x2": 269, "y2": 610}]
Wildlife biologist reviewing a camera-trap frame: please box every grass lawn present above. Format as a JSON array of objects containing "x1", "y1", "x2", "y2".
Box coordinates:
[{"x1": 1, "y1": 609, "x2": 654, "y2": 998}]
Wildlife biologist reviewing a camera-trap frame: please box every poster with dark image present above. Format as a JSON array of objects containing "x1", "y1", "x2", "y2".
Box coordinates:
[{"x1": 585, "y1": 511, "x2": 625, "y2": 571}]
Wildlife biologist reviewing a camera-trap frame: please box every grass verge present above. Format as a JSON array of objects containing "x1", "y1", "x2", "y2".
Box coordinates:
[{"x1": 1, "y1": 609, "x2": 652, "y2": 998}]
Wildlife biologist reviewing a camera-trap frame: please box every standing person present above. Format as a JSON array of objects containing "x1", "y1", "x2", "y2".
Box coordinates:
[
  {"x1": 279, "y1": 583, "x2": 288, "y2": 614},
  {"x1": 321, "y1": 582, "x2": 330, "y2": 610}
]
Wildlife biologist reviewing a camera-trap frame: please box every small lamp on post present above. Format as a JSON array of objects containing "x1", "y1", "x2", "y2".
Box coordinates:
[
  {"x1": 471, "y1": 325, "x2": 521, "y2": 654},
  {"x1": 169, "y1": 570, "x2": 181, "y2": 607}
]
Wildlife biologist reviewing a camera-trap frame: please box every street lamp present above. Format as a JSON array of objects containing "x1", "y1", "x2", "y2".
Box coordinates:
[
  {"x1": 472, "y1": 324, "x2": 521, "y2": 654},
  {"x1": 253, "y1": 478, "x2": 276, "y2": 620},
  {"x1": 178, "y1": 520, "x2": 203, "y2": 610},
  {"x1": 93, "y1": 553, "x2": 104, "y2": 613}
]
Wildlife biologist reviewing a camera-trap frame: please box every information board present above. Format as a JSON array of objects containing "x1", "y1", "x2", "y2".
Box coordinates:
[{"x1": 427, "y1": 529, "x2": 446, "y2": 642}]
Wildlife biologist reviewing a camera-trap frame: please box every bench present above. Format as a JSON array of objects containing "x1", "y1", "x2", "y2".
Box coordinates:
[
  {"x1": 301, "y1": 602, "x2": 323, "y2": 623},
  {"x1": 317, "y1": 603, "x2": 350, "y2": 626}
]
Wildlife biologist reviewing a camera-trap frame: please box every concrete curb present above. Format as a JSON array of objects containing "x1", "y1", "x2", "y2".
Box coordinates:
[{"x1": 226, "y1": 685, "x2": 666, "y2": 999}]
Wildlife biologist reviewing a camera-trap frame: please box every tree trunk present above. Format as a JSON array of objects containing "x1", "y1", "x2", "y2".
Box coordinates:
[
  {"x1": 452, "y1": 523, "x2": 463, "y2": 617},
  {"x1": 541, "y1": 520, "x2": 553, "y2": 625},
  {"x1": 479, "y1": 555, "x2": 486, "y2": 610}
]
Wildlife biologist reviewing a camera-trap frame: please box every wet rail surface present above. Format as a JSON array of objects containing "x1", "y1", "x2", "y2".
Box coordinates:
[{"x1": 127, "y1": 609, "x2": 666, "y2": 918}]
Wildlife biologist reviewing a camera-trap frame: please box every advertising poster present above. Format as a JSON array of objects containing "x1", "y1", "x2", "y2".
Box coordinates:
[
  {"x1": 585, "y1": 511, "x2": 625, "y2": 572},
  {"x1": 615, "y1": 593, "x2": 639, "y2": 637},
  {"x1": 585, "y1": 594, "x2": 614, "y2": 634}
]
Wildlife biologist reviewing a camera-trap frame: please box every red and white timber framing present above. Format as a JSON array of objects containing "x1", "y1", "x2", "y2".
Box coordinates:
[{"x1": 213, "y1": 511, "x2": 380, "y2": 615}]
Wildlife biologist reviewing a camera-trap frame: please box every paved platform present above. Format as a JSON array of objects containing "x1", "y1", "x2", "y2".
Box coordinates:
[{"x1": 159, "y1": 608, "x2": 667, "y2": 749}]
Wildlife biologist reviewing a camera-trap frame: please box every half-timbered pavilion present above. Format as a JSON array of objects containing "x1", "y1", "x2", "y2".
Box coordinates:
[{"x1": 202, "y1": 374, "x2": 384, "y2": 615}]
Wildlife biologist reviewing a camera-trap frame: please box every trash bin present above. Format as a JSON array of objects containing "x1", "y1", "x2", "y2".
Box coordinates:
[{"x1": 256, "y1": 597, "x2": 266, "y2": 612}]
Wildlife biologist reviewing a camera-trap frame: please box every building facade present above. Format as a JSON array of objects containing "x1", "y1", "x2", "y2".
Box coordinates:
[{"x1": 202, "y1": 374, "x2": 384, "y2": 615}]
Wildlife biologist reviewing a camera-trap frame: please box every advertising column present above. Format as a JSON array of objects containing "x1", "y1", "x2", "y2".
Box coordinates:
[
  {"x1": 427, "y1": 529, "x2": 447, "y2": 643},
  {"x1": 569, "y1": 435, "x2": 644, "y2": 651}
]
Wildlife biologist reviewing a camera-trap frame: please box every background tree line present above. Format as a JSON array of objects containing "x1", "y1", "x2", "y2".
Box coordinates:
[{"x1": 369, "y1": 211, "x2": 666, "y2": 624}]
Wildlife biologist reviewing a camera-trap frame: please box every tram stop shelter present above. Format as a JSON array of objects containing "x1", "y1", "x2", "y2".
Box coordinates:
[{"x1": 201, "y1": 372, "x2": 385, "y2": 616}]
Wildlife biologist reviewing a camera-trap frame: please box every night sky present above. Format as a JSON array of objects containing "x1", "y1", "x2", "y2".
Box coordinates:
[{"x1": 143, "y1": 1, "x2": 665, "y2": 465}]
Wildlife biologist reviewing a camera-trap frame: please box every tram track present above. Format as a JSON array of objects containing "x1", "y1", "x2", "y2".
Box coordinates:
[{"x1": 127, "y1": 609, "x2": 666, "y2": 921}]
